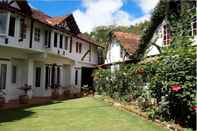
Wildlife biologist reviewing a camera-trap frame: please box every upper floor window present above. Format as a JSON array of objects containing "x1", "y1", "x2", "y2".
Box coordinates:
[
  {"x1": 8, "y1": 16, "x2": 15, "y2": 37},
  {"x1": 163, "y1": 24, "x2": 171, "y2": 45},
  {"x1": 20, "y1": 18, "x2": 26, "y2": 39},
  {"x1": 59, "y1": 34, "x2": 63, "y2": 48},
  {"x1": 0, "y1": 11, "x2": 8, "y2": 35},
  {"x1": 89, "y1": 44, "x2": 91, "y2": 62},
  {"x1": 76, "y1": 42, "x2": 82, "y2": 53},
  {"x1": 69, "y1": 37, "x2": 72, "y2": 53},
  {"x1": 54, "y1": 32, "x2": 58, "y2": 47},
  {"x1": 191, "y1": 16, "x2": 197, "y2": 36},
  {"x1": 79, "y1": 43, "x2": 82, "y2": 53},
  {"x1": 34, "y1": 28, "x2": 40, "y2": 42},
  {"x1": 44, "y1": 30, "x2": 51, "y2": 48},
  {"x1": 120, "y1": 48, "x2": 124, "y2": 58},
  {"x1": 65, "y1": 36, "x2": 68, "y2": 50}
]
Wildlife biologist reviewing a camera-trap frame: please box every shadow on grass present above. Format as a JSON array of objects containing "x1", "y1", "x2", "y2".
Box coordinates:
[
  {"x1": 0, "y1": 101, "x2": 63, "y2": 123},
  {"x1": 0, "y1": 109, "x2": 35, "y2": 123}
]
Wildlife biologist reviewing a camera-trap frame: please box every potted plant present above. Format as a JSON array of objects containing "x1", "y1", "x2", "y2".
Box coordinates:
[
  {"x1": 0, "y1": 89, "x2": 6, "y2": 107},
  {"x1": 18, "y1": 84, "x2": 32, "y2": 104},
  {"x1": 62, "y1": 86, "x2": 71, "y2": 99},
  {"x1": 51, "y1": 84, "x2": 60, "y2": 99}
]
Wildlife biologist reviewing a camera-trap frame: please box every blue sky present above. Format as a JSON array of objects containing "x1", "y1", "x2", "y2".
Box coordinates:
[
  {"x1": 28, "y1": 0, "x2": 159, "y2": 32},
  {"x1": 28, "y1": 0, "x2": 144, "y2": 17}
]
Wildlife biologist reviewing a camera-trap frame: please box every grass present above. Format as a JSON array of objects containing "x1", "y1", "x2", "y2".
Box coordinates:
[{"x1": 0, "y1": 97, "x2": 168, "y2": 131}]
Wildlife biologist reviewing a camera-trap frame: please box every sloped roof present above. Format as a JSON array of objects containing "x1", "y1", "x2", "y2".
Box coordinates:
[
  {"x1": 31, "y1": 8, "x2": 52, "y2": 25},
  {"x1": 31, "y1": 8, "x2": 80, "y2": 34},
  {"x1": 47, "y1": 16, "x2": 68, "y2": 26},
  {"x1": 113, "y1": 32, "x2": 140, "y2": 54}
]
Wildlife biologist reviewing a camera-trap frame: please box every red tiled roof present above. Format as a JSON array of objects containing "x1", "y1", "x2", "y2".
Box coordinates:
[
  {"x1": 113, "y1": 32, "x2": 140, "y2": 54},
  {"x1": 31, "y1": 8, "x2": 97, "y2": 46},
  {"x1": 31, "y1": 8, "x2": 51, "y2": 25}
]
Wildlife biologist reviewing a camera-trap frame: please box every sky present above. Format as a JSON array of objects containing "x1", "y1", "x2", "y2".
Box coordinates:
[{"x1": 28, "y1": 0, "x2": 159, "y2": 33}]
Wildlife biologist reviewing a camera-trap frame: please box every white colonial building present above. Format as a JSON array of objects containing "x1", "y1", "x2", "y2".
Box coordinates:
[{"x1": 0, "y1": 0, "x2": 101, "y2": 102}]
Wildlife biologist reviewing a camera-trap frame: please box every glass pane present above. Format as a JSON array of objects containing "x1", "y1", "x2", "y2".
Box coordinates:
[
  {"x1": 0, "y1": 13, "x2": 7, "y2": 34},
  {"x1": 0, "y1": 64, "x2": 7, "y2": 89}
]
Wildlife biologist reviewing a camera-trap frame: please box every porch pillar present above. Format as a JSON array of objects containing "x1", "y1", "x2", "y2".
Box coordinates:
[{"x1": 27, "y1": 59, "x2": 34, "y2": 98}]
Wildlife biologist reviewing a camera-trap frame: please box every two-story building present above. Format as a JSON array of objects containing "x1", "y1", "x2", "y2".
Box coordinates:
[{"x1": 0, "y1": 0, "x2": 101, "y2": 102}]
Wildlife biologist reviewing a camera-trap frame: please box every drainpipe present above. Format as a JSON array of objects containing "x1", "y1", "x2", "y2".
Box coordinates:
[{"x1": 29, "y1": 19, "x2": 34, "y2": 48}]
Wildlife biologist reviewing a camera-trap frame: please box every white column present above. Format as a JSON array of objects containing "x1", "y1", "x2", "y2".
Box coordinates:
[{"x1": 27, "y1": 59, "x2": 34, "y2": 98}]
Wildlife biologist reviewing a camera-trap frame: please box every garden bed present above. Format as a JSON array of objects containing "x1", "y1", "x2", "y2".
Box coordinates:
[{"x1": 103, "y1": 97, "x2": 188, "y2": 131}]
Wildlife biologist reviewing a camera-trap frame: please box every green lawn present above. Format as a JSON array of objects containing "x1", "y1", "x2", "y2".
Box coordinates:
[{"x1": 0, "y1": 97, "x2": 168, "y2": 131}]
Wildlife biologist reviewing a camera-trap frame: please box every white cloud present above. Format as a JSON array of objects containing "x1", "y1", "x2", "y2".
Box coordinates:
[
  {"x1": 73, "y1": 0, "x2": 133, "y2": 33},
  {"x1": 135, "y1": 0, "x2": 159, "y2": 14},
  {"x1": 130, "y1": 14, "x2": 150, "y2": 25},
  {"x1": 73, "y1": 0, "x2": 159, "y2": 32}
]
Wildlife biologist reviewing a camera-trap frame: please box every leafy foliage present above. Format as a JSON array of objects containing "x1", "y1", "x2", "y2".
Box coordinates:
[{"x1": 93, "y1": 0, "x2": 196, "y2": 129}]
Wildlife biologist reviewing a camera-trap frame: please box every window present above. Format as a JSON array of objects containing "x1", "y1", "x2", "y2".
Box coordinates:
[
  {"x1": 8, "y1": 16, "x2": 15, "y2": 37},
  {"x1": 79, "y1": 43, "x2": 82, "y2": 53},
  {"x1": 45, "y1": 66, "x2": 51, "y2": 89},
  {"x1": 191, "y1": 16, "x2": 197, "y2": 36},
  {"x1": 59, "y1": 35, "x2": 63, "y2": 48},
  {"x1": 0, "y1": 64, "x2": 7, "y2": 89},
  {"x1": 35, "y1": 67, "x2": 41, "y2": 87},
  {"x1": 76, "y1": 42, "x2": 79, "y2": 52},
  {"x1": 75, "y1": 70, "x2": 78, "y2": 85},
  {"x1": 120, "y1": 48, "x2": 124, "y2": 58},
  {"x1": 20, "y1": 18, "x2": 26, "y2": 39},
  {"x1": 69, "y1": 37, "x2": 72, "y2": 53},
  {"x1": 76, "y1": 42, "x2": 82, "y2": 53},
  {"x1": 34, "y1": 28, "x2": 40, "y2": 42},
  {"x1": 57, "y1": 67, "x2": 60, "y2": 85},
  {"x1": 163, "y1": 24, "x2": 171, "y2": 45},
  {"x1": 65, "y1": 36, "x2": 68, "y2": 50},
  {"x1": 89, "y1": 44, "x2": 91, "y2": 62},
  {"x1": 54, "y1": 33, "x2": 58, "y2": 47},
  {"x1": 0, "y1": 12, "x2": 8, "y2": 35},
  {"x1": 12, "y1": 65, "x2": 17, "y2": 83},
  {"x1": 44, "y1": 31, "x2": 51, "y2": 48}
]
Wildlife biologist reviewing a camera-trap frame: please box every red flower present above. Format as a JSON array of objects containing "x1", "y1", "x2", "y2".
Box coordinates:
[
  {"x1": 171, "y1": 84, "x2": 181, "y2": 92},
  {"x1": 192, "y1": 106, "x2": 197, "y2": 111}
]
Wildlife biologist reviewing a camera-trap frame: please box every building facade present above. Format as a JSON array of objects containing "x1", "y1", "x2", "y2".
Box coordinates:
[
  {"x1": 0, "y1": 0, "x2": 101, "y2": 102},
  {"x1": 104, "y1": 32, "x2": 139, "y2": 70}
]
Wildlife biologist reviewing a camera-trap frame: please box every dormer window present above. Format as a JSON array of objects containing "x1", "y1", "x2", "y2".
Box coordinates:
[
  {"x1": 0, "y1": 11, "x2": 8, "y2": 35},
  {"x1": 163, "y1": 24, "x2": 171, "y2": 45}
]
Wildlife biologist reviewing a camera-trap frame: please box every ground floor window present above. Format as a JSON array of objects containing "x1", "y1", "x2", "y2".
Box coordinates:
[
  {"x1": 0, "y1": 64, "x2": 7, "y2": 89},
  {"x1": 45, "y1": 66, "x2": 51, "y2": 89},
  {"x1": 35, "y1": 67, "x2": 41, "y2": 87},
  {"x1": 12, "y1": 65, "x2": 17, "y2": 84},
  {"x1": 75, "y1": 70, "x2": 78, "y2": 85}
]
